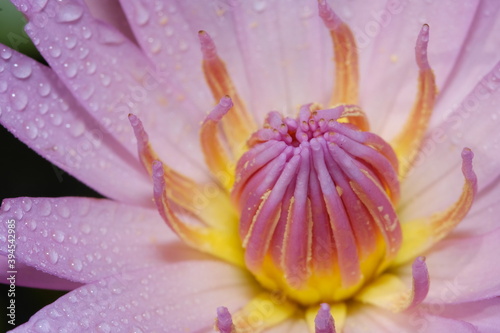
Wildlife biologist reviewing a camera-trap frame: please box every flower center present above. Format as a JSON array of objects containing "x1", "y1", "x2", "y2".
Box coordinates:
[{"x1": 231, "y1": 103, "x2": 402, "y2": 304}]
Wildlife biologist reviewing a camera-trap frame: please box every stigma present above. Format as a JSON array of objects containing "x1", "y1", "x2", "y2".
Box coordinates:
[{"x1": 231, "y1": 103, "x2": 402, "y2": 304}]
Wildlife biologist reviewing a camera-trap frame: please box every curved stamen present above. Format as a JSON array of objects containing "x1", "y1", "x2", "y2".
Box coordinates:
[
  {"x1": 318, "y1": 0, "x2": 368, "y2": 131},
  {"x1": 391, "y1": 24, "x2": 437, "y2": 178},
  {"x1": 200, "y1": 96, "x2": 236, "y2": 189},
  {"x1": 354, "y1": 256, "x2": 430, "y2": 312},
  {"x1": 394, "y1": 148, "x2": 477, "y2": 265},
  {"x1": 199, "y1": 31, "x2": 256, "y2": 158}
]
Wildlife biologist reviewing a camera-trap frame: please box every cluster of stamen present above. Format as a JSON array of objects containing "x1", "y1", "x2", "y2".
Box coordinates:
[{"x1": 232, "y1": 103, "x2": 402, "y2": 304}]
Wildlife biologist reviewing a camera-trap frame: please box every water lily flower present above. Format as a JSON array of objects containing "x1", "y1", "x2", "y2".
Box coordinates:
[{"x1": 2, "y1": 0, "x2": 500, "y2": 332}]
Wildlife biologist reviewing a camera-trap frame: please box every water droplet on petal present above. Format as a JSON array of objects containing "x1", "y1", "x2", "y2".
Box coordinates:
[
  {"x1": 100, "y1": 74, "x2": 111, "y2": 87},
  {"x1": 80, "y1": 223, "x2": 91, "y2": 234},
  {"x1": 21, "y1": 198, "x2": 33, "y2": 211},
  {"x1": 70, "y1": 258, "x2": 83, "y2": 272},
  {"x1": 47, "y1": 249, "x2": 59, "y2": 264},
  {"x1": 164, "y1": 26, "x2": 174, "y2": 37},
  {"x1": 149, "y1": 39, "x2": 161, "y2": 54},
  {"x1": 27, "y1": 219, "x2": 37, "y2": 231},
  {"x1": 85, "y1": 61, "x2": 97, "y2": 75},
  {"x1": 78, "y1": 47, "x2": 89, "y2": 59},
  {"x1": 2, "y1": 201, "x2": 11, "y2": 212},
  {"x1": 50, "y1": 113, "x2": 63, "y2": 126},
  {"x1": 10, "y1": 89, "x2": 28, "y2": 111},
  {"x1": 12, "y1": 62, "x2": 32, "y2": 79},
  {"x1": 253, "y1": 1, "x2": 267, "y2": 12},
  {"x1": 52, "y1": 230, "x2": 65, "y2": 243},
  {"x1": 134, "y1": 2, "x2": 150, "y2": 25},
  {"x1": 64, "y1": 35, "x2": 77, "y2": 49},
  {"x1": 56, "y1": 204, "x2": 71, "y2": 218},
  {"x1": 48, "y1": 309, "x2": 62, "y2": 319},
  {"x1": 24, "y1": 121, "x2": 38, "y2": 139},
  {"x1": 34, "y1": 319, "x2": 51, "y2": 333},
  {"x1": 96, "y1": 323, "x2": 111, "y2": 333},
  {"x1": 48, "y1": 45, "x2": 62, "y2": 58},
  {"x1": 1, "y1": 48, "x2": 12, "y2": 60},
  {"x1": 37, "y1": 82, "x2": 51, "y2": 97},
  {"x1": 39, "y1": 103, "x2": 49, "y2": 115},
  {"x1": 32, "y1": 0, "x2": 48, "y2": 12},
  {"x1": 57, "y1": 3, "x2": 84, "y2": 23},
  {"x1": 0, "y1": 81, "x2": 7, "y2": 93},
  {"x1": 63, "y1": 61, "x2": 78, "y2": 78},
  {"x1": 39, "y1": 199, "x2": 52, "y2": 216}
]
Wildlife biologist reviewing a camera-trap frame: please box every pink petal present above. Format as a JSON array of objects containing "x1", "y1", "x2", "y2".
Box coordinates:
[
  {"x1": 399, "y1": 59, "x2": 500, "y2": 223},
  {"x1": 432, "y1": 1, "x2": 500, "y2": 128},
  {"x1": 420, "y1": 298, "x2": 500, "y2": 332},
  {"x1": 0, "y1": 258, "x2": 81, "y2": 290},
  {"x1": 354, "y1": 0, "x2": 480, "y2": 139},
  {"x1": 15, "y1": 0, "x2": 209, "y2": 181},
  {"x1": 0, "y1": 47, "x2": 152, "y2": 205},
  {"x1": 395, "y1": 227, "x2": 500, "y2": 304},
  {"x1": 117, "y1": 0, "x2": 212, "y2": 112},
  {"x1": 343, "y1": 304, "x2": 478, "y2": 333},
  {"x1": 173, "y1": 0, "x2": 334, "y2": 123},
  {"x1": 0, "y1": 197, "x2": 178, "y2": 283},
  {"x1": 10, "y1": 260, "x2": 257, "y2": 332},
  {"x1": 84, "y1": 0, "x2": 136, "y2": 42}
]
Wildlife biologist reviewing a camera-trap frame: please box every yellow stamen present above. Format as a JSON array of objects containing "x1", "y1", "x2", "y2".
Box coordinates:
[
  {"x1": 199, "y1": 31, "x2": 257, "y2": 158},
  {"x1": 391, "y1": 25, "x2": 437, "y2": 179}
]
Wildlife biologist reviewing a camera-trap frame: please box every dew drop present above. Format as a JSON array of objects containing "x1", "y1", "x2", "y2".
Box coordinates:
[
  {"x1": 63, "y1": 61, "x2": 78, "y2": 78},
  {"x1": 78, "y1": 46, "x2": 90, "y2": 59},
  {"x1": 47, "y1": 249, "x2": 59, "y2": 264},
  {"x1": 50, "y1": 113, "x2": 63, "y2": 126},
  {"x1": 149, "y1": 39, "x2": 162, "y2": 54},
  {"x1": 37, "y1": 82, "x2": 51, "y2": 97},
  {"x1": 48, "y1": 45, "x2": 62, "y2": 58},
  {"x1": 1, "y1": 201, "x2": 11, "y2": 212},
  {"x1": 164, "y1": 26, "x2": 174, "y2": 37},
  {"x1": 24, "y1": 121, "x2": 39, "y2": 139},
  {"x1": 38, "y1": 103, "x2": 49, "y2": 115},
  {"x1": 96, "y1": 323, "x2": 111, "y2": 333},
  {"x1": 27, "y1": 220, "x2": 37, "y2": 231},
  {"x1": 85, "y1": 61, "x2": 97, "y2": 75},
  {"x1": 178, "y1": 40, "x2": 189, "y2": 52},
  {"x1": 134, "y1": 2, "x2": 150, "y2": 25},
  {"x1": 32, "y1": 0, "x2": 48, "y2": 12},
  {"x1": 21, "y1": 198, "x2": 33, "y2": 212},
  {"x1": 0, "y1": 81, "x2": 7, "y2": 93},
  {"x1": 12, "y1": 62, "x2": 32, "y2": 79},
  {"x1": 56, "y1": 204, "x2": 71, "y2": 218},
  {"x1": 68, "y1": 294, "x2": 78, "y2": 303},
  {"x1": 81, "y1": 25, "x2": 92, "y2": 39},
  {"x1": 100, "y1": 74, "x2": 111, "y2": 87},
  {"x1": 253, "y1": 0, "x2": 267, "y2": 12},
  {"x1": 64, "y1": 35, "x2": 77, "y2": 49},
  {"x1": 39, "y1": 199, "x2": 52, "y2": 216},
  {"x1": 34, "y1": 319, "x2": 51, "y2": 333},
  {"x1": 9, "y1": 90, "x2": 29, "y2": 111},
  {"x1": 57, "y1": 3, "x2": 84, "y2": 23},
  {"x1": 70, "y1": 120, "x2": 85, "y2": 137},
  {"x1": 70, "y1": 258, "x2": 83, "y2": 272},
  {"x1": 48, "y1": 308, "x2": 62, "y2": 319},
  {"x1": 52, "y1": 230, "x2": 65, "y2": 243},
  {"x1": 1, "y1": 48, "x2": 12, "y2": 60},
  {"x1": 80, "y1": 223, "x2": 91, "y2": 234}
]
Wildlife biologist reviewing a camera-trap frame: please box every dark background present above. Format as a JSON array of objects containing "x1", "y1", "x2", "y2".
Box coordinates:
[{"x1": 0, "y1": 1, "x2": 102, "y2": 331}]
